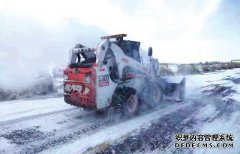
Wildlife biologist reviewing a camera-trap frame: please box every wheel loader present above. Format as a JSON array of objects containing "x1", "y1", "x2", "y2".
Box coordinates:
[{"x1": 63, "y1": 34, "x2": 185, "y2": 116}]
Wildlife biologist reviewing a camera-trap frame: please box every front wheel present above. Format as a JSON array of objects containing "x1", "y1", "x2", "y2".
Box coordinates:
[
  {"x1": 142, "y1": 85, "x2": 163, "y2": 109},
  {"x1": 153, "y1": 86, "x2": 163, "y2": 104}
]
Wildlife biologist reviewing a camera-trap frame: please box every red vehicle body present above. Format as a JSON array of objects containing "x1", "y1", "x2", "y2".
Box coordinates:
[{"x1": 64, "y1": 66, "x2": 96, "y2": 108}]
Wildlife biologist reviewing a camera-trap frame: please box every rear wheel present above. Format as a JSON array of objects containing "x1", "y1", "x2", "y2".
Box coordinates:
[
  {"x1": 64, "y1": 95, "x2": 71, "y2": 104},
  {"x1": 112, "y1": 88, "x2": 139, "y2": 117},
  {"x1": 123, "y1": 94, "x2": 139, "y2": 117}
]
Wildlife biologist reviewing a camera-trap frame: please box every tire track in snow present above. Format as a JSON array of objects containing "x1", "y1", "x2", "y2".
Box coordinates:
[
  {"x1": 93, "y1": 101, "x2": 204, "y2": 154},
  {"x1": 0, "y1": 99, "x2": 203, "y2": 153},
  {"x1": 0, "y1": 108, "x2": 82, "y2": 127},
  {"x1": 0, "y1": 108, "x2": 114, "y2": 154},
  {"x1": 44, "y1": 100, "x2": 196, "y2": 154}
]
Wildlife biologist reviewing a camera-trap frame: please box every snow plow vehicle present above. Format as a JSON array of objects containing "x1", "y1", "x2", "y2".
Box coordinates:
[{"x1": 64, "y1": 34, "x2": 185, "y2": 116}]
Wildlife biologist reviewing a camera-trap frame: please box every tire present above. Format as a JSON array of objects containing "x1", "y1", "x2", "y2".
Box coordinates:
[
  {"x1": 112, "y1": 88, "x2": 139, "y2": 117},
  {"x1": 123, "y1": 94, "x2": 139, "y2": 117},
  {"x1": 64, "y1": 95, "x2": 71, "y2": 104},
  {"x1": 153, "y1": 86, "x2": 163, "y2": 104},
  {"x1": 142, "y1": 85, "x2": 163, "y2": 109}
]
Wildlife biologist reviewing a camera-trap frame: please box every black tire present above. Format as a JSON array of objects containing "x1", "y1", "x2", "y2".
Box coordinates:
[
  {"x1": 142, "y1": 85, "x2": 163, "y2": 109},
  {"x1": 152, "y1": 86, "x2": 163, "y2": 104},
  {"x1": 112, "y1": 88, "x2": 125, "y2": 113},
  {"x1": 112, "y1": 88, "x2": 139, "y2": 117},
  {"x1": 64, "y1": 95, "x2": 71, "y2": 104},
  {"x1": 123, "y1": 93, "x2": 139, "y2": 117}
]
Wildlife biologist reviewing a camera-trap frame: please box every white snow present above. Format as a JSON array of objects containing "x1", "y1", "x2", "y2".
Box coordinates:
[
  {"x1": 194, "y1": 112, "x2": 240, "y2": 154},
  {"x1": 43, "y1": 101, "x2": 194, "y2": 154},
  {"x1": 0, "y1": 68, "x2": 239, "y2": 153},
  {"x1": 0, "y1": 97, "x2": 74, "y2": 123},
  {"x1": 186, "y1": 68, "x2": 240, "y2": 154},
  {"x1": 197, "y1": 104, "x2": 217, "y2": 120},
  {"x1": 186, "y1": 68, "x2": 240, "y2": 98},
  {"x1": 0, "y1": 137, "x2": 12, "y2": 153}
]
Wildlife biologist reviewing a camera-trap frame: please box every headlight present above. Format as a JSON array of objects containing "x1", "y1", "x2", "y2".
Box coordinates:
[
  {"x1": 85, "y1": 74, "x2": 91, "y2": 83},
  {"x1": 63, "y1": 74, "x2": 68, "y2": 80}
]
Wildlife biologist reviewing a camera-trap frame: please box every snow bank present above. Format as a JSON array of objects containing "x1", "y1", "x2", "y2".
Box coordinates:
[
  {"x1": 159, "y1": 62, "x2": 240, "y2": 76},
  {"x1": 0, "y1": 65, "x2": 65, "y2": 102}
]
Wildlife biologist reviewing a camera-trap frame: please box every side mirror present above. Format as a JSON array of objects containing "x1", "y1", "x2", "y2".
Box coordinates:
[{"x1": 148, "y1": 47, "x2": 152, "y2": 57}]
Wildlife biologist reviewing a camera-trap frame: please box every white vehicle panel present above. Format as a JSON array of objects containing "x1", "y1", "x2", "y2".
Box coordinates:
[{"x1": 95, "y1": 65, "x2": 117, "y2": 109}]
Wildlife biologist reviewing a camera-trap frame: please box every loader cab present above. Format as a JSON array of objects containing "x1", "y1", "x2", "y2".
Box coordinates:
[
  {"x1": 115, "y1": 40, "x2": 141, "y2": 62},
  {"x1": 103, "y1": 34, "x2": 141, "y2": 62}
]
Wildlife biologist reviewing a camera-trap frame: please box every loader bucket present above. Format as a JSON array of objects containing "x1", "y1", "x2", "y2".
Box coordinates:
[{"x1": 162, "y1": 77, "x2": 186, "y2": 102}]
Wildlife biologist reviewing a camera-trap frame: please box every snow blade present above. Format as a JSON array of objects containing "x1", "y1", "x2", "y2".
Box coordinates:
[{"x1": 164, "y1": 77, "x2": 186, "y2": 102}]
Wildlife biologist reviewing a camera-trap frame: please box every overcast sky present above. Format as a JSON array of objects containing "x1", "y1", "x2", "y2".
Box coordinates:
[{"x1": 0, "y1": 0, "x2": 240, "y2": 74}]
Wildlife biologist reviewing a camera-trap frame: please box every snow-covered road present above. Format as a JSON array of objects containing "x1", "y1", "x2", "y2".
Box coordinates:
[{"x1": 0, "y1": 68, "x2": 240, "y2": 154}]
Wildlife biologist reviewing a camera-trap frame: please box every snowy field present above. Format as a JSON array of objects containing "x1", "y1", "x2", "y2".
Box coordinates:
[{"x1": 0, "y1": 68, "x2": 240, "y2": 154}]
